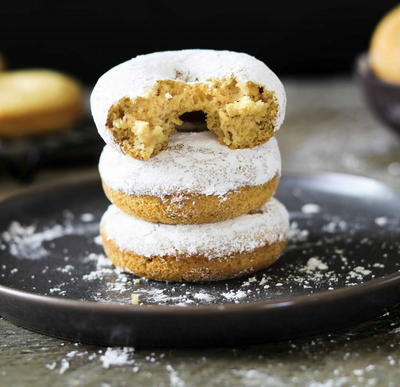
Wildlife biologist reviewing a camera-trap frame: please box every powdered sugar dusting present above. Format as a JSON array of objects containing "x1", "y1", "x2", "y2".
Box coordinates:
[
  {"x1": 375, "y1": 217, "x2": 388, "y2": 227},
  {"x1": 91, "y1": 49, "x2": 286, "y2": 148},
  {"x1": 101, "y1": 198, "x2": 289, "y2": 259},
  {"x1": 59, "y1": 359, "x2": 69, "y2": 374},
  {"x1": 0, "y1": 183, "x2": 397, "y2": 310},
  {"x1": 301, "y1": 257, "x2": 329, "y2": 272},
  {"x1": 166, "y1": 364, "x2": 186, "y2": 387},
  {"x1": 221, "y1": 290, "x2": 247, "y2": 302},
  {"x1": 301, "y1": 203, "x2": 321, "y2": 214},
  {"x1": 99, "y1": 132, "x2": 281, "y2": 198},
  {"x1": 1, "y1": 213, "x2": 98, "y2": 260},
  {"x1": 100, "y1": 348, "x2": 135, "y2": 368}
]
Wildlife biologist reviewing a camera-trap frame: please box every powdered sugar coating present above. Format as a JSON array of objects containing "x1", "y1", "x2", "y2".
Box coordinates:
[
  {"x1": 99, "y1": 131, "x2": 281, "y2": 198},
  {"x1": 101, "y1": 198, "x2": 289, "y2": 259},
  {"x1": 90, "y1": 49, "x2": 286, "y2": 149}
]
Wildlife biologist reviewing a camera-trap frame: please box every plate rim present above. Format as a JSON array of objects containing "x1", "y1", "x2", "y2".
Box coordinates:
[{"x1": 0, "y1": 172, "x2": 399, "y2": 315}]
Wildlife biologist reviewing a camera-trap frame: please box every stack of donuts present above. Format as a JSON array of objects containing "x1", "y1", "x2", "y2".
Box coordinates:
[{"x1": 91, "y1": 49, "x2": 289, "y2": 282}]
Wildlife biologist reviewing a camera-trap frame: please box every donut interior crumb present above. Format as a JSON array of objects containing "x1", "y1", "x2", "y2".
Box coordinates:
[
  {"x1": 107, "y1": 76, "x2": 279, "y2": 160},
  {"x1": 131, "y1": 293, "x2": 140, "y2": 304}
]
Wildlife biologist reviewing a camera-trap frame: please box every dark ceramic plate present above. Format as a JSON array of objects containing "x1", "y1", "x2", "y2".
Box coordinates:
[
  {"x1": 356, "y1": 54, "x2": 400, "y2": 135},
  {"x1": 0, "y1": 173, "x2": 399, "y2": 348},
  {"x1": 0, "y1": 115, "x2": 103, "y2": 182}
]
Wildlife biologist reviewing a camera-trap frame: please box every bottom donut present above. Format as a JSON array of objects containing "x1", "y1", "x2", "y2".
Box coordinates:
[{"x1": 100, "y1": 198, "x2": 289, "y2": 282}]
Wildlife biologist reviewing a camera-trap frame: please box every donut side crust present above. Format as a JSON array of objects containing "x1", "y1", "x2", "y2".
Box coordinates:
[
  {"x1": 101, "y1": 228, "x2": 288, "y2": 282},
  {"x1": 102, "y1": 175, "x2": 279, "y2": 225}
]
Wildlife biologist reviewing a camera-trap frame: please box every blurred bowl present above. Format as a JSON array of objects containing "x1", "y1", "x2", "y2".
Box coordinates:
[{"x1": 356, "y1": 54, "x2": 400, "y2": 135}]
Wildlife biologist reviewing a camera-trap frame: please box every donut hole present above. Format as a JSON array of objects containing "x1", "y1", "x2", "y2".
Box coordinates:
[
  {"x1": 176, "y1": 111, "x2": 208, "y2": 132},
  {"x1": 107, "y1": 76, "x2": 279, "y2": 160}
]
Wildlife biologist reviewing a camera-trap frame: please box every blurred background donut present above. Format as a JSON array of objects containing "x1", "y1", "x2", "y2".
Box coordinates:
[{"x1": 0, "y1": 69, "x2": 84, "y2": 138}]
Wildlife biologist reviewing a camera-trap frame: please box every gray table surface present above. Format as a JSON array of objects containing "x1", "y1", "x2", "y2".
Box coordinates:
[{"x1": 1, "y1": 78, "x2": 400, "y2": 387}]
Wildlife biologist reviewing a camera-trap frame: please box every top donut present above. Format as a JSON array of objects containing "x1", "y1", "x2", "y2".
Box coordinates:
[{"x1": 91, "y1": 49, "x2": 286, "y2": 160}]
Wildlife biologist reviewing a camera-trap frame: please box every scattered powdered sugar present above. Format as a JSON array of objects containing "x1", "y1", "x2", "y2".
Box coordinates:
[
  {"x1": 193, "y1": 292, "x2": 215, "y2": 302},
  {"x1": 101, "y1": 198, "x2": 289, "y2": 259},
  {"x1": 301, "y1": 257, "x2": 329, "y2": 272},
  {"x1": 0, "y1": 213, "x2": 98, "y2": 260},
  {"x1": 374, "y1": 217, "x2": 388, "y2": 227},
  {"x1": 130, "y1": 288, "x2": 196, "y2": 306},
  {"x1": 221, "y1": 290, "x2": 247, "y2": 302},
  {"x1": 301, "y1": 203, "x2": 321, "y2": 214},
  {"x1": 14, "y1": 201, "x2": 387, "y2": 307},
  {"x1": 348, "y1": 266, "x2": 372, "y2": 280},
  {"x1": 82, "y1": 253, "x2": 114, "y2": 281},
  {"x1": 59, "y1": 359, "x2": 70, "y2": 374},
  {"x1": 391, "y1": 326, "x2": 400, "y2": 334},
  {"x1": 99, "y1": 132, "x2": 281, "y2": 199},
  {"x1": 1, "y1": 221, "x2": 48, "y2": 259},
  {"x1": 56, "y1": 265, "x2": 74, "y2": 274},
  {"x1": 100, "y1": 348, "x2": 135, "y2": 368},
  {"x1": 166, "y1": 364, "x2": 186, "y2": 387},
  {"x1": 80, "y1": 213, "x2": 95, "y2": 222},
  {"x1": 45, "y1": 362, "x2": 57, "y2": 370},
  {"x1": 46, "y1": 346, "x2": 188, "y2": 381},
  {"x1": 322, "y1": 220, "x2": 347, "y2": 233},
  {"x1": 288, "y1": 221, "x2": 309, "y2": 242},
  {"x1": 0, "y1": 189, "x2": 395, "y2": 310},
  {"x1": 94, "y1": 234, "x2": 102, "y2": 245}
]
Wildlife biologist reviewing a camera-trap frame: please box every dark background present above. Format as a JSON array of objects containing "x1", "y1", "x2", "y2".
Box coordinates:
[{"x1": 1, "y1": 0, "x2": 398, "y2": 84}]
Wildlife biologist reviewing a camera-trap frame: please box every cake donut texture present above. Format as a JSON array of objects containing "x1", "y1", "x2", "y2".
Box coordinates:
[
  {"x1": 0, "y1": 70, "x2": 83, "y2": 137},
  {"x1": 91, "y1": 49, "x2": 286, "y2": 160},
  {"x1": 100, "y1": 199, "x2": 289, "y2": 282},
  {"x1": 99, "y1": 131, "x2": 281, "y2": 224}
]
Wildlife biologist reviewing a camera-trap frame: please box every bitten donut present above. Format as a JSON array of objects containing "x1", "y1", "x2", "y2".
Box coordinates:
[
  {"x1": 0, "y1": 69, "x2": 84, "y2": 138},
  {"x1": 99, "y1": 131, "x2": 281, "y2": 224},
  {"x1": 91, "y1": 49, "x2": 286, "y2": 160},
  {"x1": 100, "y1": 198, "x2": 289, "y2": 282}
]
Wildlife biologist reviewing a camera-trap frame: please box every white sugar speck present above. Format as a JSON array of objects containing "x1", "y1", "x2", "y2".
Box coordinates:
[
  {"x1": 80, "y1": 213, "x2": 95, "y2": 222},
  {"x1": 353, "y1": 266, "x2": 372, "y2": 276},
  {"x1": 94, "y1": 234, "x2": 102, "y2": 245},
  {"x1": 100, "y1": 347, "x2": 135, "y2": 368},
  {"x1": 45, "y1": 362, "x2": 56, "y2": 370},
  {"x1": 322, "y1": 220, "x2": 347, "y2": 233},
  {"x1": 59, "y1": 359, "x2": 69, "y2": 374},
  {"x1": 375, "y1": 217, "x2": 388, "y2": 227},
  {"x1": 289, "y1": 221, "x2": 309, "y2": 242},
  {"x1": 301, "y1": 203, "x2": 321, "y2": 214},
  {"x1": 221, "y1": 290, "x2": 247, "y2": 302},
  {"x1": 301, "y1": 257, "x2": 328, "y2": 272},
  {"x1": 1, "y1": 215, "x2": 98, "y2": 260},
  {"x1": 193, "y1": 292, "x2": 215, "y2": 302},
  {"x1": 166, "y1": 364, "x2": 186, "y2": 387}
]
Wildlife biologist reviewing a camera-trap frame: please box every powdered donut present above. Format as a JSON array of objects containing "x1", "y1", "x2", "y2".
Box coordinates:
[
  {"x1": 100, "y1": 198, "x2": 289, "y2": 282},
  {"x1": 91, "y1": 49, "x2": 286, "y2": 160},
  {"x1": 99, "y1": 131, "x2": 281, "y2": 224}
]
